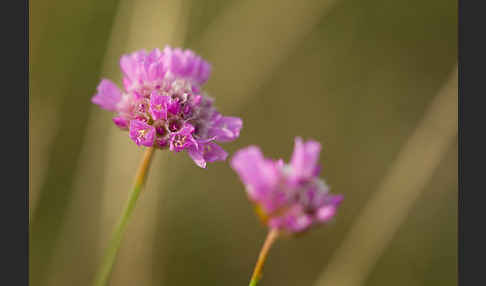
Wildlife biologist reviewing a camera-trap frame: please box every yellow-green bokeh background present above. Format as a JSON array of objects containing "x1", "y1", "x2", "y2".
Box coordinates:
[{"x1": 29, "y1": 0, "x2": 457, "y2": 285}]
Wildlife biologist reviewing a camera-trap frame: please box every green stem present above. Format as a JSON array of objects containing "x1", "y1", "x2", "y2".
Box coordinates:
[
  {"x1": 93, "y1": 147, "x2": 155, "y2": 286},
  {"x1": 248, "y1": 228, "x2": 279, "y2": 286}
]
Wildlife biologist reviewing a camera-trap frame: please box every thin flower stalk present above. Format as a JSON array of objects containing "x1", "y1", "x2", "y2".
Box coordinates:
[
  {"x1": 249, "y1": 228, "x2": 279, "y2": 286},
  {"x1": 93, "y1": 147, "x2": 155, "y2": 286}
]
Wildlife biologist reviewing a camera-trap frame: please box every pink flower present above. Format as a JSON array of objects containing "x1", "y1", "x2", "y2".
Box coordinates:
[
  {"x1": 169, "y1": 124, "x2": 197, "y2": 152},
  {"x1": 207, "y1": 114, "x2": 243, "y2": 142},
  {"x1": 149, "y1": 92, "x2": 169, "y2": 121},
  {"x1": 129, "y1": 120, "x2": 156, "y2": 147},
  {"x1": 91, "y1": 46, "x2": 242, "y2": 168},
  {"x1": 91, "y1": 79, "x2": 122, "y2": 111},
  {"x1": 230, "y1": 137, "x2": 343, "y2": 233},
  {"x1": 161, "y1": 46, "x2": 211, "y2": 85}
]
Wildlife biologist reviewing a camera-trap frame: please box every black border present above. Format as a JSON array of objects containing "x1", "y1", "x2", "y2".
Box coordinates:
[
  {"x1": 458, "y1": 0, "x2": 486, "y2": 285},
  {"x1": 2, "y1": 0, "x2": 28, "y2": 284},
  {"x1": 25, "y1": 0, "x2": 29, "y2": 283}
]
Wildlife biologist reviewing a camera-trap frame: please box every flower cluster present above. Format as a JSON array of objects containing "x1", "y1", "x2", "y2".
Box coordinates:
[
  {"x1": 92, "y1": 46, "x2": 242, "y2": 168},
  {"x1": 230, "y1": 137, "x2": 343, "y2": 233}
]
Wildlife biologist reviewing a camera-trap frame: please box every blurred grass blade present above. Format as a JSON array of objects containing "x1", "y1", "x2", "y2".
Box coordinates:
[
  {"x1": 38, "y1": 1, "x2": 137, "y2": 284},
  {"x1": 29, "y1": 0, "x2": 61, "y2": 219},
  {"x1": 196, "y1": 0, "x2": 340, "y2": 112},
  {"x1": 313, "y1": 66, "x2": 458, "y2": 286},
  {"x1": 29, "y1": 96, "x2": 61, "y2": 220},
  {"x1": 94, "y1": 147, "x2": 155, "y2": 286},
  {"x1": 29, "y1": 1, "x2": 121, "y2": 286}
]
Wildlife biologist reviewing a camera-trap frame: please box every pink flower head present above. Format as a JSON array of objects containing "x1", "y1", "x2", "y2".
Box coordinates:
[
  {"x1": 230, "y1": 137, "x2": 343, "y2": 234},
  {"x1": 91, "y1": 46, "x2": 242, "y2": 168}
]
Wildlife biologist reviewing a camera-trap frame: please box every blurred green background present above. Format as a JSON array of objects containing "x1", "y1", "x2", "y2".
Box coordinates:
[{"x1": 29, "y1": 0, "x2": 457, "y2": 285}]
